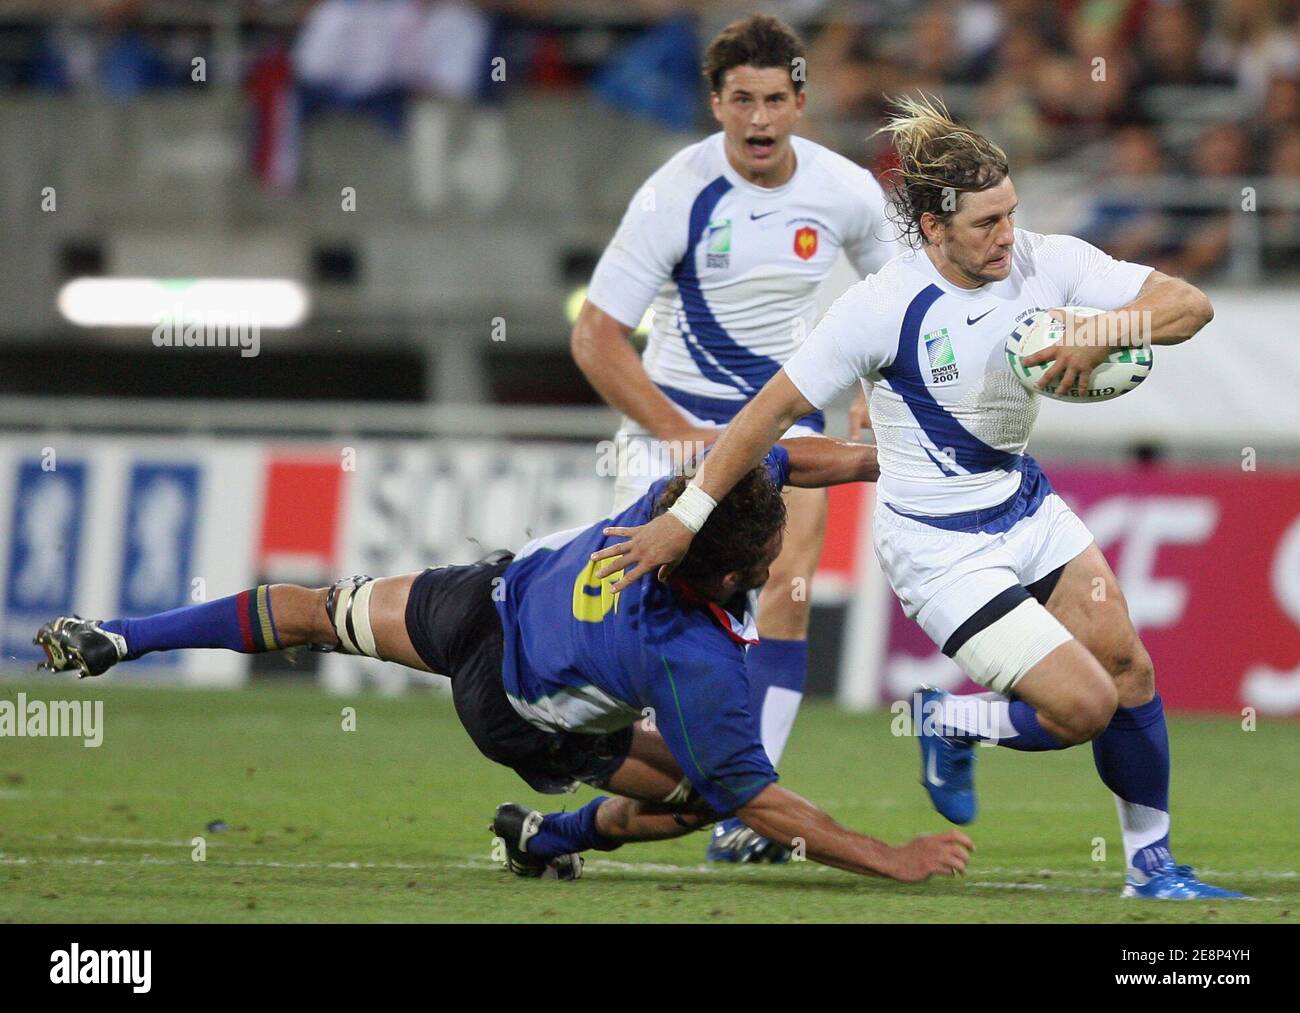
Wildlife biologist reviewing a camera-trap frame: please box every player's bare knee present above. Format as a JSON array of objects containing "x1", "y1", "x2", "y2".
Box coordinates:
[
  {"x1": 1110, "y1": 644, "x2": 1156, "y2": 707},
  {"x1": 1076, "y1": 696, "x2": 1118, "y2": 743},
  {"x1": 1062, "y1": 675, "x2": 1118, "y2": 743}
]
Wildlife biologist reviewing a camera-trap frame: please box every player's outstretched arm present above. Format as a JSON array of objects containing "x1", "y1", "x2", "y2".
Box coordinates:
[
  {"x1": 778, "y1": 435, "x2": 879, "y2": 488},
  {"x1": 737, "y1": 784, "x2": 975, "y2": 882},
  {"x1": 593, "y1": 369, "x2": 815, "y2": 591}
]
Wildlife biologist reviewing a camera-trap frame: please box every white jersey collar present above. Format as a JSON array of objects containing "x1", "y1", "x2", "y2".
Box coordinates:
[{"x1": 714, "y1": 132, "x2": 805, "y2": 197}]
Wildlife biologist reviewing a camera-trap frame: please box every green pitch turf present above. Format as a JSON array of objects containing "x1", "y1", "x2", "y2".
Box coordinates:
[{"x1": 0, "y1": 681, "x2": 1295, "y2": 923}]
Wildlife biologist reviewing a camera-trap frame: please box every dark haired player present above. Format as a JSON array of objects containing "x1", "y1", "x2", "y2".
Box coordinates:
[
  {"x1": 572, "y1": 13, "x2": 896, "y2": 861},
  {"x1": 36, "y1": 437, "x2": 973, "y2": 885},
  {"x1": 590, "y1": 96, "x2": 1242, "y2": 900}
]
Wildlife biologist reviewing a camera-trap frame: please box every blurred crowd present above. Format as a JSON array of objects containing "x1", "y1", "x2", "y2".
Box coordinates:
[
  {"x1": 805, "y1": 0, "x2": 1300, "y2": 277},
  {"x1": 2, "y1": 0, "x2": 1298, "y2": 278}
]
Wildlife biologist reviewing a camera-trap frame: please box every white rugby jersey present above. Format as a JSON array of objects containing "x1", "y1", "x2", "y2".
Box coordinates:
[
  {"x1": 587, "y1": 132, "x2": 895, "y2": 414},
  {"x1": 784, "y1": 229, "x2": 1153, "y2": 516}
]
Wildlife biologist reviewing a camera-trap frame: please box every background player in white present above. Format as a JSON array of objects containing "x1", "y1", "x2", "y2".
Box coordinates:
[
  {"x1": 571, "y1": 15, "x2": 895, "y2": 862},
  {"x1": 591, "y1": 96, "x2": 1242, "y2": 900}
]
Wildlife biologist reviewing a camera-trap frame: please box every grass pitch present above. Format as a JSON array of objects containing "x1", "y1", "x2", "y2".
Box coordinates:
[{"x1": 1, "y1": 681, "x2": 1295, "y2": 923}]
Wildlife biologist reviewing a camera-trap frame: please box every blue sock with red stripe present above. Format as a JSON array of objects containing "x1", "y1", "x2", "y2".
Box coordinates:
[
  {"x1": 527, "y1": 797, "x2": 620, "y2": 859},
  {"x1": 100, "y1": 586, "x2": 282, "y2": 660}
]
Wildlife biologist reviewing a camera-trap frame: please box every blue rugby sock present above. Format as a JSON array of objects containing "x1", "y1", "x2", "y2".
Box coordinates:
[
  {"x1": 746, "y1": 637, "x2": 807, "y2": 767},
  {"x1": 527, "y1": 797, "x2": 619, "y2": 860},
  {"x1": 1091, "y1": 694, "x2": 1172, "y2": 875},
  {"x1": 999, "y1": 700, "x2": 1069, "y2": 751},
  {"x1": 100, "y1": 586, "x2": 282, "y2": 660}
]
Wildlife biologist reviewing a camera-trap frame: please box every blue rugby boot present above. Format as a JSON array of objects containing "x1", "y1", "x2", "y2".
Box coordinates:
[
  {"x1": 706, "y1": 818, "x2": 791, "y2": 863},
  {"x1": 917, "y1": 686, "x2": 978, "y2": 825},
  {"x1": 1122, "y1": 859, "x2": 1246, "y2": 900}
]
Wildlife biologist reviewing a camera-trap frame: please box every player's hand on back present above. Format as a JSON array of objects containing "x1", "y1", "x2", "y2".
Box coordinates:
[
  {"x1": 889, "y1": 830, "x2": 976, "y2": 883},
  {"x1": 593, "y1": 513, "x2": 696, "y2": 593}
]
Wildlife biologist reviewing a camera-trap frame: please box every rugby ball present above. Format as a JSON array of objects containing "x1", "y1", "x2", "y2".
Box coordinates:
[{"x1": 1006, "y1": 307, "x2": 1153, "y2": 403}]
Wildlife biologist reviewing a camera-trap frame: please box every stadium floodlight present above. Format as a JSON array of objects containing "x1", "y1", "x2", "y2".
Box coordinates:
[
  {"x1": 565, "y1": 284, "x2": 653, "y2": 337},
  {"x1": 57, "y1": 278, "x2": 311, "y2": 328}
]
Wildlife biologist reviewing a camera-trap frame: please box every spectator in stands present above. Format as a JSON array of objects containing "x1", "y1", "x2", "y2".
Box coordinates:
[
  {"x1": 1080, "y1": 123, "x2": 1173, "y2": 266},
  {"x1": 977, "y1": 24, "x2": 1053, "y2": 162},
  {"x1": 1132, "y1": 1, "x2": 1234, "y2": 91},
  {"x1": 1265, "y1": 128, "x2": 1300, "y2": 272},
  {"x1": 1214, "y1": 0, "x2": 1300, "y2": 107},
  {"x1": 1263, "y1": 73, "x2": 1300, "y2": 134},
  {"x1": 1159, "y1": 122, "x2": 1250, "y2": 280},
  {"x1": 801, "y1": 12, "x2": 903, "y2": 141},
  {"x1": 898, "y1": 5, "x2": 980, "y2": 88}
]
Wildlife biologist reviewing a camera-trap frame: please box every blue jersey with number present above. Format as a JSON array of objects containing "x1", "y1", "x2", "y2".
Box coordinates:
[{"x1": 495, "y1": 447, "x2": 790, "y2": 814}]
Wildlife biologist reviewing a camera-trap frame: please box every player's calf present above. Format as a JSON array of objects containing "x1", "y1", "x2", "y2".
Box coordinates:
[{"x1": 35, "y1": 584, "x2": 299, "y2": 674}]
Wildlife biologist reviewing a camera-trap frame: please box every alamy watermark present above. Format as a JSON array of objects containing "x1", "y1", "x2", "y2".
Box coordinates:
[
  {"x1": 890, "y1": 690, "x2": 1005, "y2": 744},
  {"x1": 0, "y1": 692, "x2": 103, "y2": 747},
  {"x1": 151, "y1": 308, "x2": 261, "y2": 358},
  {"x1": 595, "y1": 438, "x2": 709, "y2": 479},
  {"x1": 50, "y1": 944, "x2": 150, "y2": 992},
  {"x1": 1056, "y1": 309, "x2": 1153, "y2": 350}
]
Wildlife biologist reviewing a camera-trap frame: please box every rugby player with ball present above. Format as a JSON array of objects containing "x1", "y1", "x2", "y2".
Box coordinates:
[{"x1": 592, "y1": 95, "x2": 1242, "y2": 900}]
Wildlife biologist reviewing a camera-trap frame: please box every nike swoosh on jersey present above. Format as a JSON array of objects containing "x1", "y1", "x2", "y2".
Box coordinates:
[
  {"x1": 966, "y1": 308, "x2": 996, "y2": 325},
  {"x1": 926, "y1": 749, "x2": 945, "y2": 787},
  {"x1": 749, "y1": 210, "x2": 781, "y2": 220}
]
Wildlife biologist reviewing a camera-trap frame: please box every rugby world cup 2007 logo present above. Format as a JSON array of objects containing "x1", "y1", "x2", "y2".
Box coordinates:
[
  {"x1": 924, "y1": 328, "x2": 959, "y2": 383},
  {"x1": 706, "y1": 219, "x2": 731, "y2": 269}
]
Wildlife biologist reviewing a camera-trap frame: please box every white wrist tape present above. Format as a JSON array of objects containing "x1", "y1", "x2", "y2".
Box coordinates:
[{"x1": 667, "y1": 483, "x2": 717, "y2": 533}]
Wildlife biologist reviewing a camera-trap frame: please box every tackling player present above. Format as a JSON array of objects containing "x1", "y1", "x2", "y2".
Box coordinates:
[
  {"x1": 35, "y1": 437, "x2": 973, "y2": 886},
  {"x1": 572, "y1": 14, "x2": 895, "y2": 861},
  {"x1": 590, "y1": 96, "x2": 1242, "y2": 900}
]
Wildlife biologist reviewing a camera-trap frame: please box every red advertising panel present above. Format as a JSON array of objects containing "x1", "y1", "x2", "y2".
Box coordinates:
[{"x1": 258, "y1": 452, "x2": 348, "y2": 577}]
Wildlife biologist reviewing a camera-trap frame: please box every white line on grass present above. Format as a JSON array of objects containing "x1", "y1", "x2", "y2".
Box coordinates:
[
  {"x1": 5, "y1": 853, "x2": 1289, "y2": 899},
  {"x1": 6, "y1": 849, "x2": 1292, "y2": 895},
  {"x1": 24, "y1": 834, "x2": 196, "y2": 848}
]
